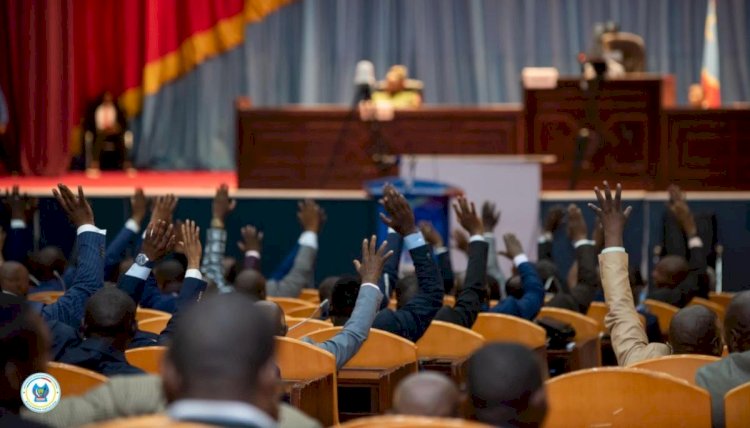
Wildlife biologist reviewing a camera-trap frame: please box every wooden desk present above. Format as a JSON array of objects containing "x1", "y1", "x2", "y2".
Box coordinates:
[
  {"x1": 335, "y1": 363, "x2": 417, "y2": 421},
  {"x1": 283, "y1": 374, "x2": 336, "y2": 426}
]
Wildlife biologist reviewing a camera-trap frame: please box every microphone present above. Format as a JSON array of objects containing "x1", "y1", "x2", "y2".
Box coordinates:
[
  {"x1": 287, "y1": 299, "x2": 330, "y2": 333},
  {"x1": 354, "y1": 60, "x2": 375, "y2": 101}
]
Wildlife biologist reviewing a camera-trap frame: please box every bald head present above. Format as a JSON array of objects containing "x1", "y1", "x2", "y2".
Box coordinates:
[
  {"x1": 669, "y1": 305, "x2": 723, "y2": 356},
  {"x1": 234, "y1": 269, "x2": 267, "y2": 300},
  {"x1": 653, "y1": 256, "x2": 690, "y2": 288},
  {"x1": 725, "y1": 291, "x2": 750, "y2": 353},
  {"x1": 393, "y1": 372, "x2": 459, "y2": 418},
  {"x1": 162, "y1": 293, "x2": 278, "y2": 418},
  {"x1": 255, "y1": 300, "x2": 287, "y2": 337},
  {"x1": 468, "y1": 343, "x2": 547, "y2": 427},
  {"x1": 31, "y1": 246, "x2": 66, "y2": 281},
  {"x1": 0, "y1": 262, "x2": 30, "y2": 298}
]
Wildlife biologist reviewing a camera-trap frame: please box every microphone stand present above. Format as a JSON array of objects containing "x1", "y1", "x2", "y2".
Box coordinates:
[{"x1": 320, "y1": 85, "x2": 370, "y2": 188}]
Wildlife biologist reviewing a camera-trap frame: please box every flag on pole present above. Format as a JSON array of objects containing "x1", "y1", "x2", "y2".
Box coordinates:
[{"x1": 701, "y1": 0, "x2": 721, "y2": 108}]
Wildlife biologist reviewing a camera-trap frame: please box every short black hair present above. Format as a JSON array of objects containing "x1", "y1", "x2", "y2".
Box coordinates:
[
  {"x1": 330, "y1": 276, "x2": 361, "y2": 325},
  {"x1": 725, "y1": 291, "x2": 750, "y2": 353},
  {"x1": 669, "y1": 305, "x2": 722, "y2": 356},
  {"x1": 395, "y1": 275, "x2": 419, "y2": 309},
  {"x1": 83, "y1": 287, "x2": 136, "y2": 338}
]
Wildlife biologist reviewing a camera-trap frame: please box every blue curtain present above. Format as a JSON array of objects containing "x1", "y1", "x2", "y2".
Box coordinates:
[{"x1": 133, "y1": 0, "x2": 750, "y2": 170}]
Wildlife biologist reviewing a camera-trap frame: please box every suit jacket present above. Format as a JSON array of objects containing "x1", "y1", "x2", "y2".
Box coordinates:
[
  {"x1": 376, "y1": 231, "x2": 403, "y2": 310},
  {"x1": 489, "y1": 261, "x2": 544, "y2": 320},
  {"x1": 302, "y1": 284, "x2": 382, "y2": 369},
  {"x1": 372, "y1": 243, "x2": 444, "y2": 343},
  {"x1": 22, "y1": 375, "x2": 319, "y2": 428},
  {"x1": 104, "y1": 225, "x2": 138, "y2": 279},
  {"x1": 484, "y1": 235, "x2": 506, "y2": 297},
  {"x1": 435, "y1": 240, "x2": 488, "y2": 328},
  {"x1": 648, "y1": 245, "x2": 708, "y2": 308},
  {"x1": 696, "y1": 350, "x2": 750, "y2": 428},
  {"x1": 599, "y1": 251, "x2": 670, "y2": 366},
  {"x1": 3, "y1": 223, "x2": 32, "y2": 263},
  {"x1": 28, "y1": 279, "x2": 64, "y2": 294},
  {"x1": 118, "y1": 271, "x2": 206, "y2": 315},
  {"x1": 546, "y1": 244, "x2": 599, "y2": 314},
  {"x1": 266, "y1": 245, "x2": 316, "y2": 298},
  {"x1": 58, "y1": 337, "x2": 144, "y2": 377}
]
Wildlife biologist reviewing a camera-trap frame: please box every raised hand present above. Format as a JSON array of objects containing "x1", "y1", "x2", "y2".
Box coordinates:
[
  {"x1": 237, "y1": 225, "x2": 263, "y2": 253},
  {"x1": 212, "y1": 184, "x2": 236, "y2": 225},
  {"x1": 353, "y1": 235, "x2": 394, "y2": 285},
  {"x1": 499, "y1": 233, "x2": 524, "y2": 260},
  {"x1": 4, "y1": 186, "x2": 34, "y2": 221},
  {"x1": 151, "y1": 194, "x2": 178, "y2": 226},
  {"x1": 141, "y1": 220, "x2": 176, "y2": 262},
  {"x1": 544, "y1": 205, "x2": 566, "y2": 234},
  {"x1": 481, "y1": 201, "x2": 500, "y2": 233},
  {"x1": 379, "y1": 184, "x2": 416, "y2": 236},
  {"x1": 130, "y1": 188, "x2": 149, "y2": 224},
  {"x1": 566, "y1": 204, "x2": 588, "y2": 242},
  {"x1": 180, "y1": 220, "x2": 202, "y2": 270},
  {"x1": 452, "y1": 229, "x2": 470, "y2": 254},
  {"x1": 52, "y1": 184, "x2": 94, "y2": 227},
  {"x1": 587, "y1": 181, "x2": 632, "y2": 248},
  {"x1": 667, "y1": 184, "x2": 697, "y2": 237},
  {"x1": 298, "y1": 199, "x2": 325, "y2": 233},
  {"x1": 453, "y1": 196, "x2": 483, "y2": 236},
  {"x1": 419, "y1": 221, "x2": 443, "y2": 248}
]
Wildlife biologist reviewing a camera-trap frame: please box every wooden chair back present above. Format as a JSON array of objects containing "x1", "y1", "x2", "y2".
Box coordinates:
[
  {"x1": 544, "y1": 367, "x2": 711, "y2": 427},
  {"x1": 27, "y1": 291, "x2": 64, "y2": 304},
  {"x1": 536, "y1": 307, "x2": 602, "y2": 368},
  {"x1": 709, "y1": 291, "x2": 734, "y2": 310},
  {"x1": 125, "y1": 346, "x2": 167, "y2": 375},
  {"x1": 643, "y1": 299, "x2": 679, "y2": 336},
  {"x1": 298, "y1": 288, "x2": 321, "y2": 303},
  {"x1": 135, "y1": 308, "x2": 171, "y2": 322},
  {"x1": 268, "y1": 296, "x2": 317, "y2": 314},
  {"x1": 286, "y1": 316, "x2": 333, "y2": 339},
  {"x1": 472, "y1": 313, "x2": 547, "y2": 349},
  {"x1": 275, "y1": 337, "x2": 338, "y2": 425},
  {"x1": 725, "y1": 381, "x2": 750, "y2": 428},
  {"x1": 585, "y1": 302, "x2": 608, "y2": 332},
  {"x1": 416, "y1": 321, "x2": 485, "y2": 359},
  {"x1": 305, "y1": 327, "x2": 418, "y2": 370},
  {"x1": 628, "y1": 354, "x2": 721, "y2": 385},
  {"x1": 137, "y1": 316, "x2": 170, "y2": 335},
  {"x1": 86, "y1": 414, "x2": 211, "y2": 427},
  {"x1": 340, "y1": 415, "x2": 491, "y2": 427},
  {"x1": 689, "y1": 297, "x2": 726, "y2": 323},
  {"x1": 46, "y1": 361, "x2": 107, "y2": 396}
]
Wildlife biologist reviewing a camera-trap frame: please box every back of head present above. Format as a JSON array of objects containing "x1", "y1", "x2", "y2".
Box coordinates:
[
  {"x1": 393, "y1": 372, "x2": 459, "y2": 418},
  {"x1": 653, "y1": 255, "x2": 690, "y2": 288},
  {"x1": 154, "y1": 259, "x2": 185, "y2": 294},
  {"x1": 468, "y1": 343, "x2": 547, "y2": 427},
  {"x1": 234, "y1": 269, "x2": 267, "y2": 300},
  {"x1": 318, "y1": 276, "x2": 339, "y2": 304},
  {"x1": 163, "y1": 293, "x2": 277, "y2": 416},
  {"x1": 725, "y1": 291, "x2": 750, "y2": 353},
  {"x1": 505, "y1": 275, "x2": 524, "y2": 300},
  {"x1": 254, "y1": 300, "x2": 287, "y2": 337},
  {"x1": 30, "y1": 246, "x2": 67, "y2": 282},
  {"x1": 83, "y1": 287, "x2": 136, "y2": 343},
  {"x1": 0, "y1": 262, "x2": 30, "y2": 298},
  {"x1": 395, "y1": 275, "x2": 419, "y2": 309},
  {"x1": 330, "y1": 276, "x2": 360, "y2": 326},
  {"x1": 0, "y1": 294, "x2": 49, "y2": 413},
  {"x1": 669, "y1": 305, "x2": 723, "y2": 356}
]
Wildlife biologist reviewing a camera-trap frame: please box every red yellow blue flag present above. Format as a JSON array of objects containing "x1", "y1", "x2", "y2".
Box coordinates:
[{"x1": 701, "y1": 0, "x2": 721, "y2": 107}]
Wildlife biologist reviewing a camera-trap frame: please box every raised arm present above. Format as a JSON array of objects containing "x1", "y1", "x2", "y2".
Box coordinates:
[
  {"x1": 266, "y1": 200, "x2": 323, "y2": 297},
  {"x1": 304, "y1": 235, "x2": 391, "y2": 369},
  {"x1": 373, "y1": 185, "x2": 444, "y2": 342},
  {"x1": 420, "y1": 221, "x2": 452, "y2": 295},
  {"x1": 2, "y1": 186, "x2": 34, "y2": 263},
  {"x1": 668, "y1": 185, "x2": 709, "y2": 304},
  {"x1": 490, "y1": 233, "x2": 544, "y2": 320},
  {"x1": 238, "y1": 225, "x2": 263, "y2": 271},
  {"x1": 537, "y1": 205, "x2": 565, "y2": 262},
  {"x1": 590, "y1": 181, "x2": 670, "y2": 365},
  {"x1": 118, "y1": 220, "x2": 175, "y2": 307},
  {"x1": 103, "y1": 189, "x2": 147, "y2": 278},
  {"x1": 481, "y1": 201, "x2": 506, "y2": 294},
  {"x1": 200, "y1": 184, "x2": 234, "y2": 292},
  {"x1": 567, "y1": 204, "x2": 600, "y2": 313},
  {"x1": 43, "y1": 185, "x2": 105, "y2": 329}
]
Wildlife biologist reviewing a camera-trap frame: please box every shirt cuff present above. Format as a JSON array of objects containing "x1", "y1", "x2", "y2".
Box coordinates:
[
  {"x1": 387, "y1": 227, "x2": 397, "y2": 234},
  {"x1": 601, "y1": 247, "x2": 626, "y2": 254},
  {"x1": 403, "y1": 232, "x2": 427, "y2": 250},
  {"x1": 469, "y1": 235, "x2": 486, "y2": 243},
  {"x1": 434, "y1": 246, "x2": 449, "y2": 255},
  {"x1": 126, "y1": 264, "x2": 151, "y2": 280},
  {"x1": 688, "y1": 236, "x2": 704, "y2": 249},
  {"x1": 538, "y1": 232, "x2": 553, "y2": 243},
  {"x1": 361, "y1": 282, "x2": 380, "y2": 292},
  {"x1": 574, "y1": 239, "x2": 595, "y2": 248},
  {"x1": 10, "y1": 219, "x2": 26, "y2": 229},
  {"x1": 245, "y1": 250, "x2": 260, "y2": 259},
  {"x1": 125, "y1": 219, "x2": 140, "y2": 233},
  {"x1": 185, "y1": 269, "x2": 203, "y2": 280},
  {"x1": 298, "y1": 231, "x2": 318, "y2": 249},
  {"x1": 513, "y1": 254, "x2": 529, "y2": 267},
  {"x1": 77, "y1": 224, "x2": 106, "y2": 236}
]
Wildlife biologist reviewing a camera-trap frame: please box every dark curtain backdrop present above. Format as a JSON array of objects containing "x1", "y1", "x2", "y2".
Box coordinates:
[{"x1": 243, "y1": 0, "x2": 750, "y2": 106}]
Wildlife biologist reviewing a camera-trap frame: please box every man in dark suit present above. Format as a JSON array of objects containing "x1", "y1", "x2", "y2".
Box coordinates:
[
  {"x1": 83, "y1": 92, "x2": 131, "y2": 173},
  {"x1": 488, "y1": 235, "x2": 545, "y2": 321}
]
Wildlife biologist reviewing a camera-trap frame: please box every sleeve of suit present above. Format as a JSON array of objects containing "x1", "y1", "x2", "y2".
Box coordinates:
[
  {"x1": 4, "y1": 221, "x2": 32, "y2": 263},
  {"x1": 266, "y1": 233, "x2": 317, "y2": 298},
  {"x1": 103, "y1": 223, "x2": 138, "y2": 278},
  {"x1": 484, "y1": 234, "x2": 506, "y2": 296},
  {"x1": 139, "y1": 275, "x2": 177, "y2": 313},
  {"x1": 599, "y1": 251, "x2": 671, "y2": 366},
  {"x1": 303, "y1": 284, "x2": 382, "y2": 369},
  {"x1": 436, "y1": 250, "x2": 455, "y2": 295},
  {"x1": 489, "y1": 258, "x2": 544, "y2": 320},
  {"x1": 373, "y1": 232, "x2": 444, "y2": 342},
  {"x1": 42, "y1": 227, "x2": 106, "y2": 329},
  {"x1": 662, "y1": 211, "x2": 688, "y2": 257},
  {"x1": 269, "y1": 243, "x2": 300, "y2": 280},
  {"x1": 568, "y1": 243, "x2": 600, "y2": 313},
  {"x1": 376, "y1": 231, "x2": 402, "y2": 309},
  {"x1": 200, "y1": 228, "x2": 230, "y2": 292},
  {"x1": 442, "y1": 239, "x2": 488, "y2": 328},
  {"x1": 538, "y1": 237, "x2": 553, "y2": 262},
  {"x1": 158, "y1": 270, "x2": 206, "y2": 343}
]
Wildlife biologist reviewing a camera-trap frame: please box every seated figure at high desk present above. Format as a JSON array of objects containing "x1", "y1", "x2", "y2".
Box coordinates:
[
  {"x1": 83, "y1": 91, "x2": 133, "y2": 174},
  {"x1": 372, "y1": 65, "x2": 423, "y2": 109}
]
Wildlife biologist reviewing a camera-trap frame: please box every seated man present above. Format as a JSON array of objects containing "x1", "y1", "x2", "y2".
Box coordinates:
[
  {"x1": 696, "y1": 291, "x2": 750, "y2": 428},
  {"x1": 488, "y1": 234, "x2": 545, "y2": 320},
  {"x1": 58, "y1": 287, "x2": 143, "y2": 376},
  {"x1": 372, "y1": 65, "x2": 423, "y2": 108},
  {"x1": 27, "y1": 246, "x2": 67, "y2": 293},
  {"x1": 467, "y1": 343, "x2": 547, "y2": 427},
  {"x1": 591, "y1": 181, "x2": 723, "y2": 365},
  {"x1": 392, "y1": 372, "x2": 459, "y2": 418},
  {"x1": 83, "y1": 91, "x2": 131, "y2": 172}
]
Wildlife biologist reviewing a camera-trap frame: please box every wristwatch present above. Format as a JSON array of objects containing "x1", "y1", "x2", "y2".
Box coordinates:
[{"x1": 134, "y1": 253, "x2": 155, "y2": 269}]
